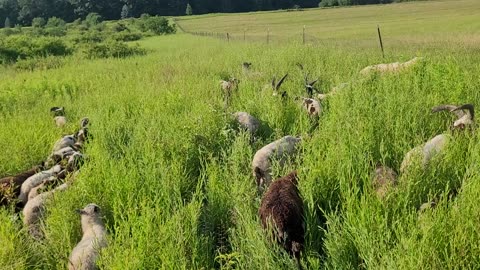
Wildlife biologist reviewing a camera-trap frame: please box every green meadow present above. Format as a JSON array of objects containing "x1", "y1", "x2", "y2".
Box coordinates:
[{"x1": 1, "y1": 0, "x2": 480, "y2": 269}]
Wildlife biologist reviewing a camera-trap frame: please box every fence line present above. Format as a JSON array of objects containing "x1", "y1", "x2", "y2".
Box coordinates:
[{"x1": 174, "y1": 20, "x2": 387, "y2": 57}]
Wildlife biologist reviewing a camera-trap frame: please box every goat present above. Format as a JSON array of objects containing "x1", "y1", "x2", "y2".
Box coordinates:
[
  {"x1": 252, "y1": 136, "x2": 301, "y2": 192},
  {"x1": 296, "y1": 63, "x2": 319, "y2": 98},
  {"x1": 432, "y1": 104, "x2": 475, "y2": 129},
  {"x1": 259, "y1": 171, "x2": 305, "y2": 269},
  {"x1": 372, "y1": 164, "x2": 398, "y2": 199},
  {"x1": 0, "y1": 164, "x2": 44, "y2": 206},
  {"x1": 69, "y1": 203, "x2": 107, "y2": 270},
  {"x1": 18, "y1": 165, "x2": 62, "y2": 205},
  {"x1": 23, "y1": 182, "x2": 69, "y2": 239},
  {"x1": 233, "y1": 112, "x2": 261, "y2": 135},
  {"x1": 220, "y1": 77, "x2": 240, "y2": 108},
  {"x1": 299, "y1": 97, "x2": 322, "y2": 116},
  {"x1": 52, "y1": 135, "x2": 76, "y2": 153},
  {"x1": 271, "y1": 73, "x2": 289, "y2": 98},
  {"x1": 400, "y1": 134, "x2": 450, "y2": 174},
  {"x1": 242, "y1": 62, "x2": 252, "y2": 72},
  {"x1": 360, "y1": 57, "x2": 423, "y2": 75},
  {"x1": 51, "y1": 107, "x2": 66, "y2": 128}
]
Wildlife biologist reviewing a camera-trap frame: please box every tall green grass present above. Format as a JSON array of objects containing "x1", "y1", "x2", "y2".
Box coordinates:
[{"x1": 1, "y1": 10, "x2": 480, "y2": 269}]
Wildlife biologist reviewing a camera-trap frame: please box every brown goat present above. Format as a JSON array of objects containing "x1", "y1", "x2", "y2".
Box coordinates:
[
  {"x1": 0, "y1": 164, "x2": 44, "y2": 206},
  {"x1": 259, "y1": 171, "x2": 305, "y2": 269}
]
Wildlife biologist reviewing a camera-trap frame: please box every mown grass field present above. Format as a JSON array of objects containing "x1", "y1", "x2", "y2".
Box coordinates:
[
  {"x1": 1, "y1": 0, "x2": 480, "y2": 269},
  {"x1": 177, "y1": 0, "x2": 480, "y2": 48}
]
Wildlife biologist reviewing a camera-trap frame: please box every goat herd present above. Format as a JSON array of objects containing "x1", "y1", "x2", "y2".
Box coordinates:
[
  {"x1": 0, "y1": 107, "x2": 102, "y2": 269},
  {"x1": 0, "y1": 56, "x2": 475, "y2": 270},
  {"x1": 221, "y1": 56, "x2": 474, "y2": 269}
]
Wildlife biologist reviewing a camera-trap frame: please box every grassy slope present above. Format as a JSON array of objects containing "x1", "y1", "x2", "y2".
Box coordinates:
[
  {"x1": 177, "y1": 0, "x2": 480, "y2": 48},
  {"x1": 1, "y1": 0, "x2": 480, "y2": 269}
]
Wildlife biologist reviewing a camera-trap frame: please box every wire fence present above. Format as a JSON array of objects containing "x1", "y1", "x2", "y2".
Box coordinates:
[{"x1": 173, "y1": 18, "x2": 333, "y2": 46}]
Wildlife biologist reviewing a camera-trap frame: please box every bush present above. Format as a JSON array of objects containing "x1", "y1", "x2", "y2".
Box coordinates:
[
  {"x1": 113, "y1": 32, "x2": 143, "y2": 42},
  {"x1": 113, "y1": 22, "x2": 129, "y2": 32},
  {"x1": 43, "y1": 17, "x2": 67, "y2": 36},
  {"x1": 32, "y1": 17, "x2": 46, "y2": 28},
  {"x1": 72, "y1": 31, "x2": 106, "y2": 43},
  {"x1": 83, "y1": 40, "x2": 146, "y2": 59},
  {"x1": 85, "y1": 12, "x2": 102, "y2": 28},
  {"x1": 138, "y1": 16, "x2": 176, "y2": 35},
  {"x1": 15, "y1": 56, "x2": 65, "y2": 71},
  {"x1": 0, "y1": 35, "x2": 72, "y2": 64}
]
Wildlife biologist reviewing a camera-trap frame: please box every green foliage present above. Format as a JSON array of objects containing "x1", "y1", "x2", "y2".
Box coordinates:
[
  {"x1": 186, "y1": 3, "x2": 193, "y2": 16},
  {"x1": 0, "y1": 35, "x2": 72, "y2": 64},
  {"x1": 32, "y1": 18, "x2": 46, "y2": 30},
  {"x1": 83, "y1": 40, "x2": 146, "y2": 59},
  {"x1": 85, "y1": 12, "x2": 102, "y2": 28},
  {"x1": 138, "y1": 16, "x2": 176, "y2": 35},
  {"x1": 44, "y1": 17, "x2": 67, "y2": 36},
  {"x1": 14, "y1": 55, "x2": 65, "y2": 71},
  {"x1": 113, "y1": 22, "x2": 128, "y2": 32},
  {"x1": 113, "y1": 31, "x2": 143, "y2": 41}
]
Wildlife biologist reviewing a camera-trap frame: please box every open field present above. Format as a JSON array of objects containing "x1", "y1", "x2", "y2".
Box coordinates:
[
  {"x1": 177, "y1": 0, "x2": 480, "y2": 49},
  {"x1": 1, "y1": 0, "x2": 480, "y2": 269}
]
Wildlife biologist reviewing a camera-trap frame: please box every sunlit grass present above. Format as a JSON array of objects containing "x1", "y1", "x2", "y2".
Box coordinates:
[{"x1": 1, "y1": 1, "x2": 480, "y2": 268}]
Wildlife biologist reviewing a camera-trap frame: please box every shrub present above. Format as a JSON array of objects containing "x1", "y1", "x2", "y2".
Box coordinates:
[
  {"x1": 32, "y1": 17, "x2": 46, "y2": 28},
  {"x1": 113, "y1": 22, "x2": 129, "y2": 32},
  {"x1": 72, "y1": 31, "x2": 106, "y2": 43},
  {"x1": 44, "y1": 17, "x2": 67, "y2": 36},
  {"x1": 113, "y1": 32, "x2": 143, "y2": 42},
  {"x1": 85, "y1": 12, "x2": 102, "y2": 28},
  {"x1": 139, "y1": 16, "x2": 176, "y2": 35},
  {"x1": 15, "y1": 56, "x2": 65, "y2": 71},
  {"x1": 83, "y1": 40, "x2": 146, "y2": 59},
  {"x1": 0, "y1": 35, "x2": 72, "y2": 64}
]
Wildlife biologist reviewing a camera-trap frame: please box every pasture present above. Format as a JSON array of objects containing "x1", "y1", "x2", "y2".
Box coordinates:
[{"x1": 1, "y1": 0, "x2": 480, "y2": 269}]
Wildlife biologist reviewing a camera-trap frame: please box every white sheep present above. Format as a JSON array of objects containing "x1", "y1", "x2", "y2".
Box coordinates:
[
  {"x1": 27, "y1": 176, "x2": 58, "y2": 201},
  {"x1": 252, "y1": 136, "x2": 301, "y2": 191},
  {"x1": 68, "y1": 203, "x2": 107, "y2": 270},
  {"x1": 400, "y1": 134, "x2": 450, "y2": 174},
  {"x1": 23, "y1": 182, "x2": 69, "y2": 239},
  {"x1": 233, "y1": 112, "x2": 261, "y2": 135},
  {"x1": 19, "y1": 165, "x2": 62, "y2": 205},
  {"x1": 52, "y1": 135, "x2": 76, "y2": 153},
  {"x1": 51, "y1": 107, "x2": 66, "y2": 128},
  {"x1": 432, "y1": 104, "x2": 475, "y2": 129},
  {"x1": 360, "y1": 57, "x2": 423, "y2": 75}
]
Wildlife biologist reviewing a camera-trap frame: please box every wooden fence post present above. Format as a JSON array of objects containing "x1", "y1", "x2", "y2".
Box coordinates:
[
  {"x1": 303, "y1": 25, "x2": 306, "y2": 45},
  {"x1": 267, "y1": 28, "x2": 270, "y2": 44},
  {"x1": 377, "y1": 25, "x2": 385, "y2": 58},
  {"x1": 227, "y1": 33, "x2": 230, "y2": 42}
]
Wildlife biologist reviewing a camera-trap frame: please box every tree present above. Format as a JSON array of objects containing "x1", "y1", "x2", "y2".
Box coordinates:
[
  {"x1": 4, "y1": 16, "x2": 10, "y2": 27},
  {"x1": 121, "y1": 4, "x2": 130, "y2": 19},
  {"x1": 32, "y1": 17, "x2": 46, "y2": 28},
  {"x1": 185, "y1": 3, "x2": 192, "y2": 15}
]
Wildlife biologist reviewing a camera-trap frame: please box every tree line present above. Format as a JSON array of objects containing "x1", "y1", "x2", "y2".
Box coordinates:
[{"x1": 0, "y1": 0, "x2": 410, "y2": 27}]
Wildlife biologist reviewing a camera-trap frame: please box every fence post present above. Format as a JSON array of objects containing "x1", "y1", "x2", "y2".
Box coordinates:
[
  {"x1": 267, "y1": 28, "x2": 270, "y2": 44},
  {"x1": 227, "y1": 33, "x2": 230, "y2": 42},
  {"x1": 244, "y1": 29, "x2": 246, "y2": 41},
  {"x1": 377, "y1": 25, "x2": 385, "y2": 58},
  {"x1": 303, "y1": 25, "x2": 306, "y2": 45}
]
